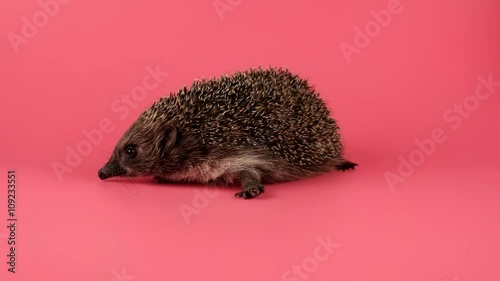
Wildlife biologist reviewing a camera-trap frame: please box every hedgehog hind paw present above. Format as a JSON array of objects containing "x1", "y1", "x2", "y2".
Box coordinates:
[
  {"x1": 333, "y1": 159, "x2": 358, "y2": 171},
  {"x1": 235, "y1": 170, "x2": 265, "y2": 199},
  {"x1": 235, "y1": 185, "x2": 265, "y2": 199}
]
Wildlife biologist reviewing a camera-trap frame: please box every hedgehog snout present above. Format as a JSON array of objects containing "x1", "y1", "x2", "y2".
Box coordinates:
[
  {"x1": 98, "y1": 170, "x2": 107, "y2": 180},
  {"x1": 98, "y1": 161, "x2": 126, "y2": 180}
]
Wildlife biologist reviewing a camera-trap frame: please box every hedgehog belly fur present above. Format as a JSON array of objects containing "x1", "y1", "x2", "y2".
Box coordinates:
[{"x1": 164, "y1": 152, "x2": 273, "y2": 184}]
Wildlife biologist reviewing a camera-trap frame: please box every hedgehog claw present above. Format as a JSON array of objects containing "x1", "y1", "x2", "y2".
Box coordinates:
[
  {"x1": 235, "y1": 185, "x2": 265, "y2": 199},
  {"x1": 334, "y1": 159, "x2": 358, "y2": 171}
]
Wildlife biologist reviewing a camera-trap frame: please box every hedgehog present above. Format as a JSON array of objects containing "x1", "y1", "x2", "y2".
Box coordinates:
[{"x1": 98, "y1": 67, "x2": 357, "y2": 199}]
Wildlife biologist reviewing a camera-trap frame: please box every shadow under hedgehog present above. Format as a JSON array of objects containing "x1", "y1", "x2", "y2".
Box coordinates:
[{"x1": 98, "y1": 67, "x2": 357, "y2": 199}]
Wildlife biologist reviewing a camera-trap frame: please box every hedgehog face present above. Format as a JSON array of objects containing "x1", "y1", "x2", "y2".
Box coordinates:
[{"x1": 98, "y1": 120, "x2": 179, "y2": 180}]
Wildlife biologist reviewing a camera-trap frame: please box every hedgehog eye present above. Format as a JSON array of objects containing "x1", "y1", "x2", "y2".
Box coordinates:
[{"x1": 125, "y1": 145, "x2": 137, "y2": 159}]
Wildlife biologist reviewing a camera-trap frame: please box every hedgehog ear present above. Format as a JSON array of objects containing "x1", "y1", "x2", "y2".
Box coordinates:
[{"x1": 158, "y1": 124, "x2": 179, "y2": 153}]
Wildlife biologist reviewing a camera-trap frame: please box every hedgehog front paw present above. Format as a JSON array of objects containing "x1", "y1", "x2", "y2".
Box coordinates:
[{"x1": 235, "y1": 185, "x2": 265, "y2": 199}]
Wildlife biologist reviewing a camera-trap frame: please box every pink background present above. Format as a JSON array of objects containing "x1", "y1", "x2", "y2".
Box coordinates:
[{"x1": 1, "y1": 0, "x2": 499, "y2": 280}]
